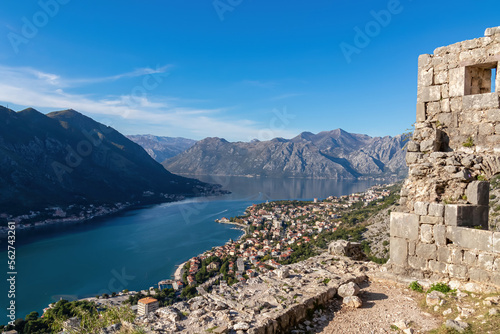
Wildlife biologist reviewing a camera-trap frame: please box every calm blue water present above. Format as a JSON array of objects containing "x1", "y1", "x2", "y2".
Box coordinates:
[{"x1": 0, "y1": 176, "x2": 381, "y2": 321}]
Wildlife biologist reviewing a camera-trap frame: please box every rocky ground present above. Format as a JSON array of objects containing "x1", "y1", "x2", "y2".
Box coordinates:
[
  {"x1": 296, "y1": 280, "x2": 441, "y2": 334},
  {"x1": 133, "y1": 249, "x2": 379, "y2": 333},
  {"x1": 362, "y1": 204, "x2": 395, "y2": 259}
]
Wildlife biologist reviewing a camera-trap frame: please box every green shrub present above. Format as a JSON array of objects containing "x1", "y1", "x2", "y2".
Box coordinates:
[
  {"x1": 462, "y1": 137, "x2": 474, "y2": 148},
  {"x1": 427, "y1": 282, "x2": 453, "y2": 294},
  {"x1": 409, "y1": 281, "x2": 424, "y2": 293}
]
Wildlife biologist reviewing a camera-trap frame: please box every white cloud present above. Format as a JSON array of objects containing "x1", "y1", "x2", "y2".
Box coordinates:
[
  {"x1": 242, "y1": 80, "x2": 278, "y2": 89},
  {"x1": 0, "y1": 65, "x2": 299, "y2": 141}
]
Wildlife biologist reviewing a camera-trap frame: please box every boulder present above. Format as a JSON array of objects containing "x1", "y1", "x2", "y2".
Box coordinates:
[
  {"x1": 234, "y1": 322, "x2": 250, "y2": 330},
  {"x1": 445, "y1": 319, "x2": 469, "y2": 333},
  {"x1": 343, "y1": 296, "x2": 362, "y2": 308},
  {"x1": 276, "y1": 267, "x2": 290, "y2": 279},
  {"x1": 426, "y1": 291, "x2": 445, "y2": 306},
  {"x1": 328, "y1": 240, "x2": 365, "y2": 260},
  {"x1": 338, "y1": 282, "x2": 360, "y2": 297}
]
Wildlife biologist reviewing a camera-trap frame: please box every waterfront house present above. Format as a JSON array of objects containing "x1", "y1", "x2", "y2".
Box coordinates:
[{"x1": 138, "y1": 297, "x2": 159, "y2": 316}]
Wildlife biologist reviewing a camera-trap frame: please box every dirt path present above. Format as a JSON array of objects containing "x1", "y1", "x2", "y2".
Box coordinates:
[{"x1": 293, "y1": 280, "x2": 441, "y2": 334}]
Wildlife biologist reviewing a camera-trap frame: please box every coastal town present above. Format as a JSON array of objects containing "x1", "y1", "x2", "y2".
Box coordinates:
[{"x1": 165, "y1": 183, "x2": 396, "y2": 298}]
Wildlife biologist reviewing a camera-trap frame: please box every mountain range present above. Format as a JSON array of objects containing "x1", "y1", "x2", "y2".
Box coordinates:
[
  {"x1": 0, "y1": 107, "x2": 219, "y2": 216},
  {"x1": 162, "y1": 129, "x2": 407, "y2": 179},
  {"x1": 126, "y1": 135, "x2": 196, "y2": 163}
]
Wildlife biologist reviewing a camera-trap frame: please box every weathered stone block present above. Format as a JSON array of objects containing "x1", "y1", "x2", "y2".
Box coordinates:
[
  {"x1": 419, "y1": 67, "x2": 434, "y2": 87},
  {"x1": 418, "y1": 54, "x2": 432, "y2": 68},
  {"x1": 434, "y1": 225, "x2": 446, "y2": 246},
  {"x1": 429, "y1": 260, "x2": 447, "y2": 274},
  {"x1": 437, "y1": 112, "x2": 452, "y2": 127},
  {"x1": 428, "y1": 203, "x2": 445, "y2": 217},
  {"x1": 420, "y1": 224, "x2": 434, "y2": 243},
  {"x1": 447, "y1": 264, "x2": 468, "y2": 279},
  {"x1": 427, "y1": 101, "x2": 440, "y2": 115},
  {"x1": 487, "y1": 109, "x2": 500, "y2": 122},
  {"x1": 450, "y1": 248, "x2": 464, "y2": 264},
  {"x1": 406, "y1": 141, "x2": 420, "y2": 152},
  {"x1": 416, "y1": 243, "x2": 437, "y2": 260},
  {"x1": 469, "y1": 268, "x2": 490, "y2": 283},
  {"x1": 449, "y1": 67, "x2": 466, "y2": 97},
  {"x1": 390, "y1": 237, "x2": 408, "y2": 266},
  {"x1": 408, "y1": 256, "x2": 428, "y2": 270},
  {"x1": 408, "y1": 241, "x2": 416, "y2": 256},
  {"x1": 463, "y1": 93, "x2": 500, "y2": 110},
  {"x1": 416, "y1": 103, "x2": 426, "y2": 122},
  {"x1": 495, "y1": 258, "x2": 500, "y2": 271},
  {"x1": 442, "y1": 84, "x2": 450, "y2": 99},
  {"x1": 438, "y1": 247, "x2": 450, "y2": 263},
  {"x1": 390, "y1": 212, "x2": 419, "y2": 240},
  {"x1": 463, "y1": 251, "x2": 477, "y2": 266},
  {"x1": 420, "y1": 139, "x2": 439, "y2": 152},
  {"x1": 491, "y1": 273, "x2": 500, "y2": 287},
  {"x1": 494, "y1": 232, "x2": 500, "y2": 253},
  {"x1": 478, "y1": 253, "x2": 495, "y2": 271},
  {"x1": 450, "y1": 97, "x2": 463, "y2": 112},
  {"x1": 441, "y1": 98, "x2": 451, "y2": 112},
  {"x1": 446, "y1": 226, "x2": 493, "y2": 252},
  {"x1": 465, "y1": 181, "x2": 489, "y2": 205},
  {"x1": 421, "y1": 216, "x2": 444, "y2": 225},
  {"x1": 406, "y1": 152, "x2": 423, "y2": 165},
  {"x1": 414, "y1": 202, "x2": 429, "y2": 215},
  {"x1": 419, "y1": 86, "x2": 441, "y2": 102},
  {"x1": 435, "y1": 71, "x2": 448, "y2": 85},
  {"x1": 479, "y1": 123, "x2": 494, "y2": 136}
]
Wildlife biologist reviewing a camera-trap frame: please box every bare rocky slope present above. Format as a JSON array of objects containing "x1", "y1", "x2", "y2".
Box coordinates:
[
  {"x1": 126, "y1": 135, "x2": 196, "y2": 163},
  {"x1": 163, "y1": 129, "x2": 407, "y2": 179},
  {"x1": 0, "y1": 107, "x2": 219, "y2": 216}
]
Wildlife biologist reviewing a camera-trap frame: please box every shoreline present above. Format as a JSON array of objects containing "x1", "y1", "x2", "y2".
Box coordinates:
[
  {"x1": 0, "y1": 195, "x2": 198, "y2": 236},
  {"x1": 173, "y1": 261, "x2": 187, "y2": 281}
]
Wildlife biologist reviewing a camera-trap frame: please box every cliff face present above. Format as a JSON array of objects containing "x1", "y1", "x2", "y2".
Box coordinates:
[
  {"x1": 0, "y1": 107, "x2": 217, "y2": 215},
  {"x1": 163, "y1": 129, "x2": 407, "y2": 179},
  {"x1": 126, "y1": 135, "x2": 196, "y2": 162}
]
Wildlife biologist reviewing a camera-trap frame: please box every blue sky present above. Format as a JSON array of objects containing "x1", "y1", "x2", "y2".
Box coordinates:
[{"x1": 0, "y1": 0, "x2": 499, "y2": 141}]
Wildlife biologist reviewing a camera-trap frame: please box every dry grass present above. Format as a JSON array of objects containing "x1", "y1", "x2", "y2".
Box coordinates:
[{"x1": 416, "y1": 290, "x2": 500, "y2": 334}]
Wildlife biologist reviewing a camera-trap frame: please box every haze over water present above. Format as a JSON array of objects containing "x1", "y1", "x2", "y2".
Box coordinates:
[{"x1": 0, "y1": 176, "x2": 382, "y2": 321}]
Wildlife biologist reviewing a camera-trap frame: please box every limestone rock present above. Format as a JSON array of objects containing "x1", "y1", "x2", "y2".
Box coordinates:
[
  {"x1": 328, "y1": 240, "x2": 364, "y2": 260},
  {"x1": 342, "y1": 296, "x2": 362, "y2": 308},
  {"x1": 276, "y1": 267, "x2": 290, "y2": 279},
  {"x1": 445, "y1": 319, "x2": 469, "y2": 333},
  {"x1": 338, "y1": 282, "x2": 360, "y2": 297},
  {"x1": 426, "y1": 291, "x2": 445, "y2": 306},
  {"x1": 233, "y1": 322, "x2": 250, "y2": 331}
]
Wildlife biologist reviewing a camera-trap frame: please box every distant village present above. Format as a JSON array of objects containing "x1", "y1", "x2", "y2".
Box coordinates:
[
  {"x1": 0, "y1": 203, "x2": 130, "y2": 233},
  {"x1": 0, "y1": 193, "x2": 185, "y2": 233}
]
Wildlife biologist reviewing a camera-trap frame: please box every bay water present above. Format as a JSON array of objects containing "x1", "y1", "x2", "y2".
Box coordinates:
[{"x1": 0, "y1": 176, "x2": 381, "y2": 321}]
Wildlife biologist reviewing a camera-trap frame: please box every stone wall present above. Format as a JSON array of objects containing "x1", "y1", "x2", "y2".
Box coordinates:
[{"x1": 390, "y1": 26, "x2": 500, "y2": 288}]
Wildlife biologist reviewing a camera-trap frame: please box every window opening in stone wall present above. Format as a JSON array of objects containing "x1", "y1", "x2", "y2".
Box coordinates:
[
  {"x1": 493, "y1": 67, "x2": 497, "y2": 92},
  {"x1": 464, "y1": 62, "x2": 498, "y2": 95}
]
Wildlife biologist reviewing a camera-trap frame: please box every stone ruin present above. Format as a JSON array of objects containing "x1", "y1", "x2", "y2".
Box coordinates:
[{"x1": 389, "y1": 26, "x2": 500, "y2": 288}]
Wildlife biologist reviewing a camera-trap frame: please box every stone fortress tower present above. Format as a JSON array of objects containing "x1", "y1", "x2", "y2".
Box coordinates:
[{"x1": 389, "y1": 26, "x2": 500, "y2": 287}]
